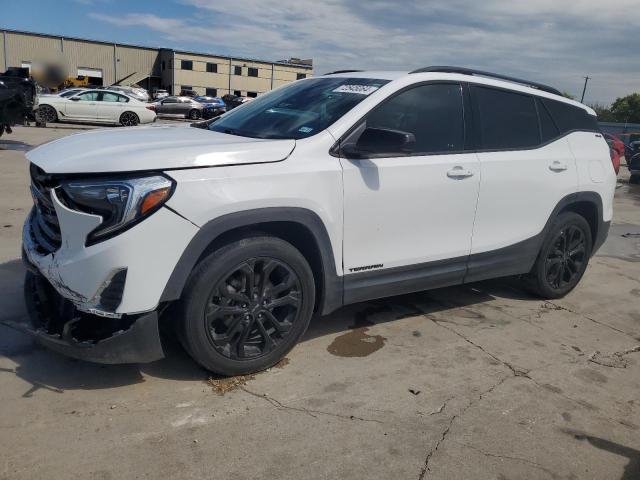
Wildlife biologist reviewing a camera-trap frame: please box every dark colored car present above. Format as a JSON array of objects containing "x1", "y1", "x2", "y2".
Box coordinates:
[
  {"x1": 194, "y1": 96, "x2": 226, "y2": 119},
  {"x1": 629, "y1": 141, "x2": 640, "y2": 184},
  {"x1": 0, "y1": 67, "x2": 38, "y2": 136},
  {"x1": 155, "y1": 96, "x2": 204, "y2": 120},
  {"x1": 221, "y1": 94, "x2": 246, "y2": 110}
]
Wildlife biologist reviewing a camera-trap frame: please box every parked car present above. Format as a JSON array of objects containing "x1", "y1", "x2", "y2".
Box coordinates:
[
  {"x1": 0, "y1": 67, "x2": 38, "y2": 136},
  {"x1": 154, "y1": 89, "x2": 169, "y2": 100},
  {"x1": 628, "y1": 153, "x2": 640, "y2": 184},
  {"x1": 604, "y1": 133, "x2": 625, "y2": 158},
  {"x1": 37, "y1": 89, "x2": 156, "y2": 126},
  {"x1": 194, "y1": 96, "x2": 226, "y2": 119},
  {"x1": 40, "y1": 87, "x2": 89, "y2": 98},
  {"x1": 629, "y1": 142, "x2": 640, "y2": 184},
  {"x1": 605, "y1": 136, "x2": 622, "y2": 174},
  {"x1": 21, "y1": 67, "x2": 615, "y2": 375},
  {"x1": 221, "y1": 94, "x2": 247, "y2": 110},
  {"x1": 608, "y1": 146, "x2": 621, "y2": 175},
  {"x1": 155, "y1": 96, "x2": 204, "y2": 119}
]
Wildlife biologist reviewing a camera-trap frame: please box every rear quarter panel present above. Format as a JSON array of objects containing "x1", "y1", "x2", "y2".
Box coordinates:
[{"x1": 566, "y1": 131, "x2": 616, "y2": 222}]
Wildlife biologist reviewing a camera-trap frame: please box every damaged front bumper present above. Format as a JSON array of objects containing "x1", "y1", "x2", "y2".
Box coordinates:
[{"x1": 18, "y1": 267, "x2": 164, "y2": 364}]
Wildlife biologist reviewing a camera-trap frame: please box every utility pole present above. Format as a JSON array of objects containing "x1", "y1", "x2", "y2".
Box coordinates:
[{"x1": 580, "y1": 76, "x2": 590, "y2": 103}]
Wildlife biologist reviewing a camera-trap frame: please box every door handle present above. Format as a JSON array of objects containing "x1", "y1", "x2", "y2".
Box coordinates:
[
  {"x1": 447, "y1": 166, "x2": 474, "y2": 179},
  {"x1": 549, "y1": 161, "x2": 568, "y2": 172}
]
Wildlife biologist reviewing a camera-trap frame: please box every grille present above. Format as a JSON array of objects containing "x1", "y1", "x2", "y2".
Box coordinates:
[{"x1": 29, "y1": 164, "x2": 61, "y2": 254}]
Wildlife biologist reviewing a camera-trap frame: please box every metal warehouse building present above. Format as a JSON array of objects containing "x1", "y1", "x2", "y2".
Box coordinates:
[{"x1": 0, "y1": 29, "x2": 313, "y2": 97}]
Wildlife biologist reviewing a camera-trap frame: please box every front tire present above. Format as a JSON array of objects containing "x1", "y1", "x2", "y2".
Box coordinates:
[
  {"x1": 119, "y1": 111, "x2": 139, "y2": 126},
  {"x1": 38, "y1": 105, "x2": 57, "y2": 123},
  {"x1": 526, "y1": 212, "x2": 592, "y2": 298},
  {"x1": 178, "y1": 236, "x2": 315, "y2": 376},
  {"x1": 188, "y1": 109, "x2": 201, "y2": 120}
]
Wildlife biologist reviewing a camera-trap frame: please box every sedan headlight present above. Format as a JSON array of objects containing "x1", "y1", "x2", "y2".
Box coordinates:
[{"x1": 59, "y1": 174, "x2": 175, "y2": 244}]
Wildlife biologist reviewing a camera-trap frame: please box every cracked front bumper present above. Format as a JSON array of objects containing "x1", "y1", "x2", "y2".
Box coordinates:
[
  {"x1": 19, "y1": 268, "x2": 164, "y2": 364},
  {"x1": 22, "y1": 189, "x2": 199, "y2": 315}
]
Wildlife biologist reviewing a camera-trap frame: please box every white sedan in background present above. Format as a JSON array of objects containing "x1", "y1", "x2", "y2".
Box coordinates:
[{"x1": 37, "y1": 89, "x2": 156, "y2": 126}]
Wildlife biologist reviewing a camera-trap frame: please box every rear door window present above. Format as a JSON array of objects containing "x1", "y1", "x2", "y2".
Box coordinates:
[
  {"x1": 100, "y1": 92, "x2": 125, "y2": 102},
  {"x1": 471, "y1": 86, "x2": 540, "y2": 150},
  {"x1": 76, "y1": 91, "x2": 99, "y2": 101}
]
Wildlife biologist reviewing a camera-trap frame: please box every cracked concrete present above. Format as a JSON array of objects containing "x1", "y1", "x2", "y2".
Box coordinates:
[{"x1": 1, "y1": 125, "x2": 640, "y2": 479}]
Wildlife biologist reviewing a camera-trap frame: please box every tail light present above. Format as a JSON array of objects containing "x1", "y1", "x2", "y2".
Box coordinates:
[{"x1": 146, "y1": 105, "x2": 156, "y2": 111}]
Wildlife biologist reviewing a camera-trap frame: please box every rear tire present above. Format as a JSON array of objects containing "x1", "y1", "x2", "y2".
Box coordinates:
[
  {"x1": 178, "y1": 236, "x2": 315, "y2": 376},
  {"x1": 119, "y1": 111, "x2": 139, "y2": 126},
  {"x1": 188, "y1": 109, "x2": 201, "y2": 120},
  {"x1": 525, "y1": 212, "x2": 592, "y2": 298},
  {"x1": 630, "y1": 174, "x2": 640, "y2": 185}
]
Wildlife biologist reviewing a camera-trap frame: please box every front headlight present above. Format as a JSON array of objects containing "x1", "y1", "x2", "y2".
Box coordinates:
[{"x1": 59, "y1": 174, "x2": 175, "y2": 244}]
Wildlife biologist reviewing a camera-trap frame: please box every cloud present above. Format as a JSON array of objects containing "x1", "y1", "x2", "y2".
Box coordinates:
[{"x1": 90, "y1": 0, "x2": 640, "y2": 104}]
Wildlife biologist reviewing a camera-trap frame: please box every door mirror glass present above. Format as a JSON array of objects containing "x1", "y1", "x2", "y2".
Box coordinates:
[
  {"x1": 343, "y1": 127, "x2": 416, "y2": 158},
  {"x1": 70, "y1": 96, "x2": 81, "y2": 101}
]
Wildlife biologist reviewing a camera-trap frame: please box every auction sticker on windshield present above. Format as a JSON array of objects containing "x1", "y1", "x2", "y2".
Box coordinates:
[{"x1": 332, "y1": 85, "x2": 380, "y2": 95}]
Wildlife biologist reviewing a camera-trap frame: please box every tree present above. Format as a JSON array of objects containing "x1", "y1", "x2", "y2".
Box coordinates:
[
  {"x1": 589, "y1": 102, "x2": 616, "y2": 122},
  {"x1": 561, "y1": 91, "x2": 576, "y2": 100},
  {"x1": 610, "y1": 93, "x2": 640, "y2": 123}
]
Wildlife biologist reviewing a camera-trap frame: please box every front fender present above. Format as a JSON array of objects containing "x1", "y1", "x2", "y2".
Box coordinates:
[{"x1": 159, "y1": 207, "x2": 343, "y2": 315}]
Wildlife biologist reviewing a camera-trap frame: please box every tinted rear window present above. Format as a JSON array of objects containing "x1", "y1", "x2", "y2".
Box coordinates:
[
  {"x1": 541, "y1": 98, "x2": 598, "y2": 133},
  {"x1": 471, "y1": 86, "x2": 540, "y2": 150}
]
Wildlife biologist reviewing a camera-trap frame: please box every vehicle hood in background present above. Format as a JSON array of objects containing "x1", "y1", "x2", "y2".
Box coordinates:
[{"x1": 26, "y1": 124, "x2": 296, "y2": 174}]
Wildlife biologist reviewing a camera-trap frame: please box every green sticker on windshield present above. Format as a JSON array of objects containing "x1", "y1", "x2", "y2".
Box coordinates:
[{"x1": 298, "y1": 126, "x2": 313, "y2": 133}]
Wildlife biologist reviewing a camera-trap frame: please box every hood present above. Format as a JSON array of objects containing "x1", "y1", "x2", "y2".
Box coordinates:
[{"x1": 26, "y1": 124, "x2": 296, "y2": 174}]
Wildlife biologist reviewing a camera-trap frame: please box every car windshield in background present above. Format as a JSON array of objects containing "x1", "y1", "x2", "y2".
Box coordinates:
[
  {"x1": 208, "y1": 77, "x2": 390, "y2": 139},
  {"x1": 60, "y1": 89, "x2": 82, "y2": 97},
  {"x1": 195, "y1": 96, "x2": 223, "y2": 103}
]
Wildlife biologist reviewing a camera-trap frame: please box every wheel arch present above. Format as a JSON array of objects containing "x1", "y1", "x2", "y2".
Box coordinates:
[
  {"x1": 554, "y1": 191, "x2": 605, "y2": 254},
  {"x1": 160, "y1": 207, "x2": 342, "y2": 315},
  {"x1": 38, "y1": 103, "x2": 59, "y2": 118},
  {"x1": 120, "y1": 110, "x2": 139, "y2": 123}
]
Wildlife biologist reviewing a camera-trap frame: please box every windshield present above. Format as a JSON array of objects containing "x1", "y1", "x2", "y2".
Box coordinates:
[{"x1": 209, "y1": 77, "x2": 389, "y2": 139}]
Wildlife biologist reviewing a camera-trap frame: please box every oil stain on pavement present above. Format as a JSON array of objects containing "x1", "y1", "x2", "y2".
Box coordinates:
[{"x1": 327, "y1": 306, "x2": 387, "y2": 358}]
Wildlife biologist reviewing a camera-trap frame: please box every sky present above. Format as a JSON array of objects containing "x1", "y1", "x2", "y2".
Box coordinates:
[{"x1": 1, "y1": 0, "x2": 639, "y2": 105}]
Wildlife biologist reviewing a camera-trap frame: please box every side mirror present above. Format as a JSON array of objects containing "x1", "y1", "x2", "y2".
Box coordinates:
[
  {"x1": 70, "y1": 97, "x2": 80, "y2": 101},
  {"x1": 342, "y1": 127, "x2": 416, "y2": 158}
]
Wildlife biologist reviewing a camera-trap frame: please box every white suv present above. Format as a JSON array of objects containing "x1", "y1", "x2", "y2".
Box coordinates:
[{"x1": 21, "y1": 67, "x2": 616, "y2": 375}]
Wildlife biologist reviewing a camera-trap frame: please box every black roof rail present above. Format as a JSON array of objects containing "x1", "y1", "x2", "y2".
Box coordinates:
[
  {"x1": 409, "y1": 66, "x2": 562, "y2": 96},
  {"x1": 323, "y1": 69, "x2": 363, "y2": 75}
]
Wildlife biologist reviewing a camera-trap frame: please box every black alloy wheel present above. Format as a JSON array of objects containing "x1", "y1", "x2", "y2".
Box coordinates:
[
  {"x1": 188, "y1": 109, "x2": 201, "y2": 120},
  {"x1": 119, "y1": 111, "x2": 139, "y2": 126},
  {"x1": 544, "y1": 225, "x2": 586, "y2": 289},
  {"x1": 38, "y1": 105, "x2": 57, "y2": 123},
  {"x1": 178, "y1": 236, "x2": 315, "y2": 375},
  {"x1": 205, "y1": 257, "x2": 301, "y2": 360},
  {"x1": 526, "y1": 212, "x2": 592, "y2": 298}
]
